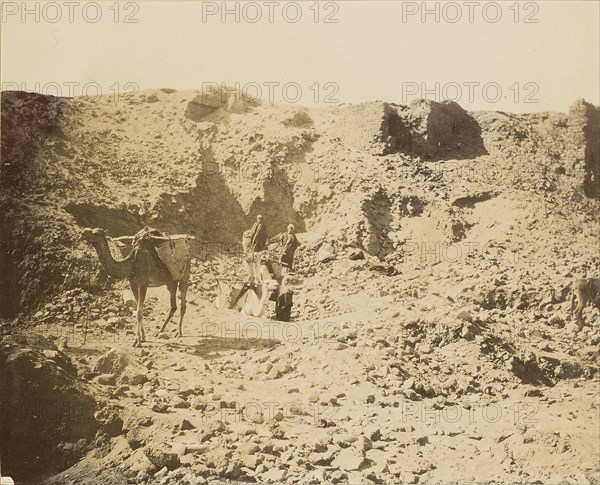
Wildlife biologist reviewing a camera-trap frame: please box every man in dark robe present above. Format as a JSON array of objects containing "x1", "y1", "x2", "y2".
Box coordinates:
[
  {"x1": 275, "y1": 276, "x2": 294, "y2": 321},
  {"x1": 272, "y1": 224, "x2": 300, "y2": 271},
  {"x1": 248, "y1": 214, "x2": 268, "y2": 253}
]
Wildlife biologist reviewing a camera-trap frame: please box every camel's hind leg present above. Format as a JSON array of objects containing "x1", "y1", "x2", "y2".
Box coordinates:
[
  {"x1": 134, "y1": 285, "x2": 147, "y2": 347},
  {"x1": 130, "y1": 281, "x2": 139, "y2": 343},
  {"x1": 177, "y1": 274, "x2": 189, "y2": 338},
  {"x1": 575, "y1": 300, "x2": 585, "y2": 328},
  {"x1": 157, "y1": 281, "x2": 178, "y2": 336}
]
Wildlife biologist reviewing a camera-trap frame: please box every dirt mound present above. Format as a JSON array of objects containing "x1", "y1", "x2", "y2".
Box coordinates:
[
  {"x1": 473, "y1": 100, "x2": 600, "y2": 200},
  {"x1": 0, "y1": 333, "x2": 98, "y2": 482},
  {"x1": 327, "y1": 100, "x2": 485, "y2": 160},
  {"x1": 0, "y1": 91, "x2": 69, "y2": 192},
  {"x1": 282, "y1": 108, "x2": 313, "y2": 128}
]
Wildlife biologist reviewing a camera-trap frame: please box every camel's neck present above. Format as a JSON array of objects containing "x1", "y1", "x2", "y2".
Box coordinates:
[
  {"x1": 256, "y1": 283, "x2": 273, "y2": 314},
  {"x1": 92, "y1": 238, "x2": 133, "y2": 280}
]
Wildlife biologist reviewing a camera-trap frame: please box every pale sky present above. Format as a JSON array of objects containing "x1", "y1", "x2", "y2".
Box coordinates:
[{"x1": 1, "y1": 1, "x2": 599, "y2": 112}]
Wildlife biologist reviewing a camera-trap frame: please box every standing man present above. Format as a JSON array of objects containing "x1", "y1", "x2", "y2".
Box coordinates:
[
  {"x1": 272, "y1": 224, "x2": 300, "y2": 272},
  {"x1": 275, "y1": 276, "x2": 294, "y2": 321},
  {"x1": 248, "y1": 214, "x2": 268, "y2": 253},
  {"x1": 243, "y1": 215, "x2": 268, "y2": 283}
]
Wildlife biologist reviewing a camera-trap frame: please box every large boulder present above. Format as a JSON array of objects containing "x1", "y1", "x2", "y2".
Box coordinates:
[
  {"x1": 93, "y1": 347, "x2": 138, "y2": 376},
  {"x1": 185, "y1": 86, "x2": 260, "y2": 122},
  {"x1": 329, "y1": 101, "x2": 411, "y2": 156},
  {"x1": 401, "y1": 99, "x2": 486, "y2": 159},
  {"x1": 144, "y1": 444, "x2": 181, "y2": 470}
]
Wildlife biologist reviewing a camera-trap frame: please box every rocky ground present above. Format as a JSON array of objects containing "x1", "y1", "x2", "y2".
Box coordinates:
[{"x1": 1, "y1": 87, "x2": 599, "y2": 484}]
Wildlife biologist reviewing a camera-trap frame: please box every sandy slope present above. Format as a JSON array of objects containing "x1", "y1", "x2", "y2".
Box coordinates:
[{"x1": 1, "y1": 88, "x2": 599, "y2": 484}]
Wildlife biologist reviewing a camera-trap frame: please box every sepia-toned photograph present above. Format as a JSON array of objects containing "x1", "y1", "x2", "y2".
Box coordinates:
[{"x1": 1, "y1": 1, "x2": 599, "y2": 484}]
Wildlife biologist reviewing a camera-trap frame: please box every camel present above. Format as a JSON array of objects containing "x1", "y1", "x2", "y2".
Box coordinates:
[
  {"x1": 233, "y1": 279, "x2": 280, "y2": 316},
  {"x1": 215, "y1": 256, "x2": 280, "y2": 317},
  {"x1": 233, "y1": 273, "x2": 301, "y2": 318},
  {"x1": 215, "y1": 276, "x2": 279, "y2": 317},
  {"x1": 82, "y1": 227, "x2": 192, "y2": 347},
  {"x1": 570, "y1": 277, "x2": 600, "y2": 328}
]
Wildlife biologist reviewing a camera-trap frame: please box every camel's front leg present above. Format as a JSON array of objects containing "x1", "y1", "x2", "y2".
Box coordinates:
[
  {"x1": 177, "y1": 282, "x2": 188, "y2": 338},
  {"x1": 135, "y1": 286, "x2": 147, "y2": 347}
]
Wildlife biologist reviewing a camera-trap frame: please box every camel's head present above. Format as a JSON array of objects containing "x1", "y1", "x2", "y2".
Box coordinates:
[
  {"x1": 81, "y1": 227, "x2": 108, "y2": 244},
  {"x1": 263, "y1": 279, "x2": 280, "y2": 292},
  {"x1": 282, "y1": 274, "x2": 302, "y2": 288}
]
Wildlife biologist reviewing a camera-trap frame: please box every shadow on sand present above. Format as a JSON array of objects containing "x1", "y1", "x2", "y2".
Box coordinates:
[{"x1": 162, "y1": 336, "x2": 280, "y2": 359}]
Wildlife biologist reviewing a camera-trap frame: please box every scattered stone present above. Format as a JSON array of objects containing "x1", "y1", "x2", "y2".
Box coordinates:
[
  {"x1": 201, "y1": 420, "x2": 226, "y2": 441},
  {"x1": 171, "y1": 397, "x2": 189, "y2": 409},
  {"x1": 94, "y1": 373, "x2": 116, "y2": 386},
  {"x1": 334, "y1": 433, "x2": 359, "y2": 446},
  {"x1": 151, "y1": 402, "x2": 169, "y2": 413},
  {"x1": 524, "y1": 388, "x2": 544, "y2": 398},
  {"x1": 172, "y1": 443, "x2": 187, "y2": 457},
  {"x1": 239, "y1": 443, "x2": 260, "y2": 455},
  {"x1": 348, "y1": 249, "x2": 365, "y2": 260},
  {"x1": 42, "y1": 349, "x2": 58, "y2": 359},
  {"x1": 457, "y1": 310, "x2": 473, "y2": 322},
  {"x1": 308, "y1": 449, "x2": 335, "y2": 466},
  {"x1": 126, "y1": 428, "x2": 145, "y2": 449},
  {"x1": 179, "y1": 380, "x2": 204, "y2": 397},
  {"x1": 119, "y1": 367, "x2": 148, "y2": 386},
  {"x1": 261, "y1": 467, "x2": 287, "y2": 482},
  {"x1": 266, "y1": 367, "x2": 280, "y2": 379},
  {"x1": 180, "y1": 419, "x2": 195, "y2": 431},
  {"x1": 354, "y1": 435, "x2": 372, "y2": 452},
  {"x1": 365, "y1": 425, "x2": 382, "y2": 442},
  {"x1": 180, "y1": 454, "x2": 195, "y2": 467},
  {"x1": 190, "y1": 396, "x2": 207, "y2": 410},
  {"x1": 243, "y1": 454, "x2": 262, "y2": 469},
  {"x1": 224, "y1": 461, "x2": 243, "y2": 479},
  {"x1": 565, "y1": 322, "x2": 580, "y2": 334},
  {"x1": 461, "y1": 325, "x2": 474, "y2": 340},
  {"x1": 555, "y1": 361, "x2": 583, "y2": 379},
  {"x1": 415, "y1": 435, "x2": 429, "y2": 446},
  {"x1": 332, "y1": 449, "x2": 367, "y2": 471},
  {"x1": 441, "y1": 377, "x2": 456, "y2": 390},
  {"x1": 402, "y1": 471, "x2": 418, "y2": 484},
  {"x1": 403, "y1": 378, "x2": 415, "y2": 390},
  {"x1": 144, "y1": 445, "x2": 180, "y2": 470}
]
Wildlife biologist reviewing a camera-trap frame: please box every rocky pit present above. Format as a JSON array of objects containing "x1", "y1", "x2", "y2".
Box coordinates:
[{"x1": 0, "y1": 87, "x2": 599, "y2": 484}]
